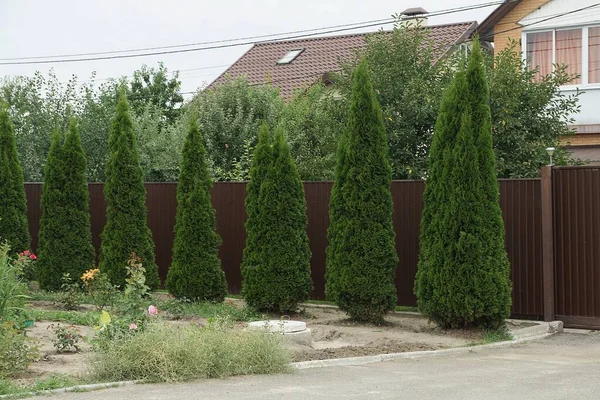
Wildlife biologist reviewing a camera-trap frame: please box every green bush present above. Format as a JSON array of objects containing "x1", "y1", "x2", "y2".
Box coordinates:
[
  {"x1": 99, "y1": 90, "x2": 159, "y2": 289},
  {"x1": 91, "y1": 322, "x2": 290, "y2": 382},
  {"x1": 241, "y1": 125, "x2": 312, "y2": 313},
  {"x1": 325, "y1": 59, "x2": 398, "y2": 323},
  {"x1": 0, "y1": 323, "x2": 39, "y2": 378},
  {"x1": 0, "y1": 242, "x2": 27, "y2": 322},
  {"x1": 415, "y1": 41, "x2": 511, "y2": 329},
  {"x1": 166, "y1": 118, "x2": 227, "y2": 301},
  {"x1": 0, "y1": 106, "x2": 29, "y2": 253}
]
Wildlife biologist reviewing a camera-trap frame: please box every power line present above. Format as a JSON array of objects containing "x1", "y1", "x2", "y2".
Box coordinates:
[{"x1": 0, "y1": 1, "x2": 503, "y2": 66}]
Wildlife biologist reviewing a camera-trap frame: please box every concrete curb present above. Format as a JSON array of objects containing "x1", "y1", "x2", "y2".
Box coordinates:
[
  {"x1": 0, "y1": 380, "x2": 138, "y2": 399},
  {"x1": 292, "y1": 321, "x2": 564, "y2": 370}
]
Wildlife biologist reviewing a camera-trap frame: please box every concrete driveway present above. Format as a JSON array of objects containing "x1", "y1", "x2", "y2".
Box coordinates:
[{"x1": 54, "y1": 332, "x2": 600, "y2": 400}]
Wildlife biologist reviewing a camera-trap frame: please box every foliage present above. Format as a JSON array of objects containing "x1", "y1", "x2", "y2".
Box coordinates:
[
  {"x1": 415, "y1": 41, "x2": 511, "y2": 329},
  {"x1": 0, "y1": 242, "x2": 28, "y2": 322},
  {"x1": 129, "y1": 62, "x2": 184, "y2": 125},
  {"x1": 48, "y1": 323, "x2": 82, "y2": 353},
  {"x1": 279, "y1": 84, "x2": 345, "y2": 180},
  {"x1": 158, "y1": 298, "x2": 261, "y2": 322},
  {"x1": 488, "y1": 40, "x2": 581, "y2": 177},
  {"x1": 166, "y1": 118, "x2": 227, "y2": 301},
  {"x1": 99, "y1": 91, "x2": 159, "y2": 289},
  {"x1": 59, "y1": 273, "x2": 81, "y2": 311},
  {"x1": 325, "y1": 60, "x2": 398, "y2": 323},
  {"x1": 15, "y1": 249, "x2": 37, "y2": 281},
  {"x1": 0, "y1": 323, "x2": 39, "y2": 378},
  {"x1": 0, "y1": 67, "x2": 186, "y2": 182},
  {"x1": 483, "y1": 326, "x2": 513, "y2": 343},
  {"x1": 191, "y1": 77, "x2": 283, "y2": 181},
  {"x1": 242, "y1": 127, "x2": 312, "y2": 312},
  {"x1": 336, "y1": 22, "x2": 580, "y2": 179},
  {"x1": 336, "y1": 20, "x2": 455, "y2": 179},
  {"x1": 27, "y1": 309, "x2": 100, "y2": 327},
  {"x1": 81, "y1": 268, "x2": 119, "y2": 311},
  {"x1": 37, "y1": 120, "x2": 95, "y2": 291},
  {"x1": 0, "y1": 375, "x2": 77, "y2": 396},
  {"x1": 119, "y1": 253, "x2": 152, "y2": 321},
  {"x1": 0, "y1": 107, "x2": 30, "y2": 252},
  {"x1": 90, "y1": 322, "x2": 290, "y2": 382}
]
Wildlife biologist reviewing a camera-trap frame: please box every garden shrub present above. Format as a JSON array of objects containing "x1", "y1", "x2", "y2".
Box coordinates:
[
  {"x1": 0, "y1": 107, "x2": 29, "y2": 253},
  {"x1": 166, "y1": 118, "x2": 227, "y2": 301},
  {"x1": 81, "y1": 268, "x2": 119, "y2": 311},
  {"x1": 0, "y1": 241, "x2": 28, "y2": 322},
  {"x1": 91, "y1": 321, "x2": 290, "y2": 382},
  {"x1": 325, "y1": 59, "x2": 398, "y2": 323},
  {"x1": 241, "y1": 125, "x2": 312, "y2": 313},
  {"x1": 99, "y1": 90, "x2": 159, "y2": 289},
  {"x1": 415, "y1": 41, "x2": 511, "y2": 329},
  {"x1": 0, "y1": 323, "x2": 39, "y2": 378}
]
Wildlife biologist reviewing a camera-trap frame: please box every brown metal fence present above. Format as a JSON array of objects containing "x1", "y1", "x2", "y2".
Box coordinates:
[{"x1": 24, "y1": 179, "x2": 544, "y2": 319}]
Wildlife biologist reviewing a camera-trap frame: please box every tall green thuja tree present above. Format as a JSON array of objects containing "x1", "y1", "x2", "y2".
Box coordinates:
[
  {"x1": 244, "y1": 127, "x2": 312, "y2": 312},
  {"x1": 100, "y1": 89, "x2": 159, "y2": 289},
  {"x1": 415, "y1": 41, "x2": 511, "y2": 328},
  {"x1": 37, "y1": 129, "x2": 65, "y2": 290},
  {"x1": 166, "y1": 118, "x2": 227, "y2": 301},
  {"x1": 468, "y1": 40, "x2": 511, "y2": 326},
  {"x1": 61, "y1": 119, "x2": 95, "y2": 283},
  {"x1": 415, "y1": 70, "x2": 469, "y2": 320},
  {"x1": 325, "y1": 59, "x2": 397, "y2": 323},
  {"x1": 241, "y1": 123, "x2": 273, "y2": 308},
  {"x1": 0, "y1": 107, "x2": 29, "y2": 252}
]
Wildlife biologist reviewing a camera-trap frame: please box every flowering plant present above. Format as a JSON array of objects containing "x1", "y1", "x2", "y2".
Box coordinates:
[
  {"x1": 81, "y1": 268, "x2": 118, "y2": 311},
  {"x1": 14, "y1": 250, "x2": 37, "y2": 281}
]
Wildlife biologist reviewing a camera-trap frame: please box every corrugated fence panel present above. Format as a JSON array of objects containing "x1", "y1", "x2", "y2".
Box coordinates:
[
  {"x1": 499, "y1": 179, "x2": 543, "y2": 318},
  {"x1": 211, "y1": 182, "x2": 247, "y2": 296},
  {"x1": 23, "y1": 180, "x2": 544, "y2": 318},
  {"x1": 553, "y1": 167, "x2": 600, "y2": 328},
  {"x1": 392, "y1": 181, "x2": 424, "y2": 307}
]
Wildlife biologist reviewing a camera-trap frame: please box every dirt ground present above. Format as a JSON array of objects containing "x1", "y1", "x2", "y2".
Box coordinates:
[
  {"x1": 286, "y1": 306, "x2": 498, "y2": 362},
  {"x1": 16, "y1": 321, "x2": 94, "y2": 384}
]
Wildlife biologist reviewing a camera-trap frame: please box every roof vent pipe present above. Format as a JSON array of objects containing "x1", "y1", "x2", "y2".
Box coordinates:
[{"x1": 400, "y1": 7, "x2": 428, "y2": 27}]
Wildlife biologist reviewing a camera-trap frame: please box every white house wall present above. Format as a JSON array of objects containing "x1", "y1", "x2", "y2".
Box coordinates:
[{"x1": 520, "y1": 0, "x2": 600, "y2": 31}]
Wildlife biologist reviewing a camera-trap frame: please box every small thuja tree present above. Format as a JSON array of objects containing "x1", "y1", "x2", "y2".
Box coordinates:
[
  {"x1": 166, "y1": 118, "x2": 227, "y2": 301},
  {"x1": 0, "y1": 106, "x2": 29, "y2": 253},
  {"x1": 325, "y1": 59, "x2": 398, "y2": 323},
  {"x1": 99, "y1": 90, "x2": 159, "y2": 289},
  {"x1": 415, "y1": 41, "x2": 511, "y2": 329},
  {"x1": 242, "y1": 123, "x2": 312, "y2": 312}
]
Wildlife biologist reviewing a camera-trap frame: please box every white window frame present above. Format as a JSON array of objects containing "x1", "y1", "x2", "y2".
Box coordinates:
[{"x1": 522, "y1": 24, "x2": 600, "y2": 90}]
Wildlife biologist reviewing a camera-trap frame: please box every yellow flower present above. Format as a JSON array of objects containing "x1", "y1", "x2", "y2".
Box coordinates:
[{"x1": 81, "y1": 268, "x2": 100, "y2": 283}]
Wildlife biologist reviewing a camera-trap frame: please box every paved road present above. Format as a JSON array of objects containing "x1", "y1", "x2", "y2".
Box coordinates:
[{"x1": 54, "y1": 333, "x2": 600, "y2": 400}]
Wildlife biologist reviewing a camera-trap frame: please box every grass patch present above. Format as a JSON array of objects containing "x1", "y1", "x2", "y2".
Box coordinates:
[
  {"x1": 27, "y1": 309, "x2": 100, "y2": 327},
  {"x1": 0, "y1": 375, "x2": 78, "y2": 397},
  {"x1": 90, "y1": 322, "x2": 290, "y2": 382},
  {"x1": 156, "y1": 299, "x2": 262, "y2": 322},
  {"x1": 395, "y1": 305, "x2": 419, "y2": 313},
  {"x1": 483, "y1": 327, "x2": 513, "y2": 344},
  {"x1": 25, "y1": 290, "x2": 64, "y2": 303}
]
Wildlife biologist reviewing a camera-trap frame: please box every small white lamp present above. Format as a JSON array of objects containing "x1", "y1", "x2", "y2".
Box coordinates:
[{"x1": 546, "y1": 147, "x2": 555, "y2": 166}]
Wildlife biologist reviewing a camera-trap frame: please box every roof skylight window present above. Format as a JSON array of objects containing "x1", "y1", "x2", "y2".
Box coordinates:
[{"x1": 277, "y1": 49, "x2": 303, "y2": 64}]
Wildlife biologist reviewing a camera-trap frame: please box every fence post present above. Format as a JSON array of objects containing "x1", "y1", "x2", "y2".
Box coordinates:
[{"x1": 540, "y1": 166, "x2": 555, "y2": 322}]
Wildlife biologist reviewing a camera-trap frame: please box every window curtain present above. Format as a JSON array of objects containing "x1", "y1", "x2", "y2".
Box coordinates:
[
  {"x1": 556, "y1": 29, "x2": 582, "y2": 84},
  {"x1": 589, "y1": 27, "x2": 600, "y2": 84},
  {"x1": 527, "y1": 32, "x2": 553, "y2": 81}
]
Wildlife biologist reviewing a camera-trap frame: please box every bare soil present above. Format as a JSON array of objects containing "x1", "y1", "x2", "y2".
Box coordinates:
[
  {"x1": 281, "y1": 307, "x2": 483, "y2": 362},
  {"x1": 15, "y1": 321, "x2": 94, "y2": 385}
]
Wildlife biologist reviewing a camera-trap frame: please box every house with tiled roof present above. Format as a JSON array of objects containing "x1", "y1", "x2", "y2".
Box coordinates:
[
  {"x1": 478, "y1": 0, "x2": 600, "y2": 164},
  {"x1": 207, "y1": 12, "x2": 478, "y2": 99}
]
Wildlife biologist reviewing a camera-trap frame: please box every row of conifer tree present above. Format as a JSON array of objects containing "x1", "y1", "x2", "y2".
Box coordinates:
[{"x1": 0, "y1": 40, "x2": 511, "y2": 326}]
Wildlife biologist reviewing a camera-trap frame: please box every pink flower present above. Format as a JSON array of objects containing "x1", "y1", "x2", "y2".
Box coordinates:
[
  {"x1": 129, "y1": 323, "x2": 138, "y2": 330},
  {"x1": 29, "y1": 254, "x2": 37, "y2": 260},
  {"x1": 19, "y1": 252, "x2": 24, "y2": 257},
  {"x1": 24, "y1": 250, "x2": 30, "y2": 256},
  {"x1": 148, "y1": 305, "x2": 158, "y2": 316},
  {"x1": 225, "y1": 143, "x2": 230, "y2": 149}
]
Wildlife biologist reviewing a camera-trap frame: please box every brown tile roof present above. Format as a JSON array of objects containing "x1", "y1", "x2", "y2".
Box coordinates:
[{"x1": 207, "y1": 21, "x2": 478, "y2": 99}]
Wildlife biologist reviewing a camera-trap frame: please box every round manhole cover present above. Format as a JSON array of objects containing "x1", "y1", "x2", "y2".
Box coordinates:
[{"x1": 247, "y1": 320, "x2": 307, "y2": 334}]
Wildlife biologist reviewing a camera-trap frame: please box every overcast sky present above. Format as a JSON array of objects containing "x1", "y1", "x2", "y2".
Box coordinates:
[{"x1": 0, "y1": 0, "x2": 498, "y2": 98}]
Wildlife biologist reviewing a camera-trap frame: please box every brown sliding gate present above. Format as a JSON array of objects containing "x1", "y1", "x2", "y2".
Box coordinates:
[{"x1": 552, "y1": 166, "x2": 600, "y2": 329}]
